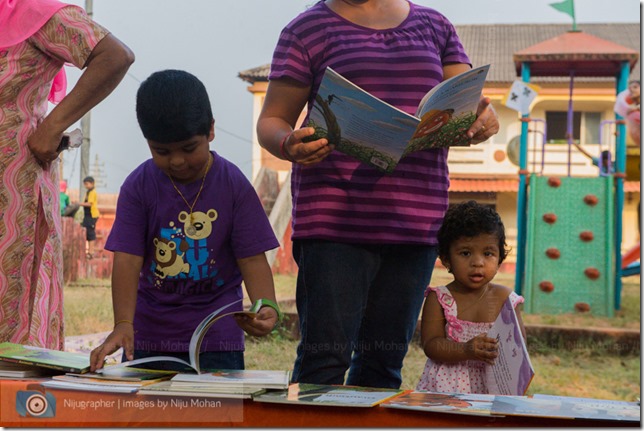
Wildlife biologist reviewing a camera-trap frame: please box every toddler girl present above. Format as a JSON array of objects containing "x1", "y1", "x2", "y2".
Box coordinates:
[{"x1": 416, "y1": 200, "x2": 526, "y2": 394}]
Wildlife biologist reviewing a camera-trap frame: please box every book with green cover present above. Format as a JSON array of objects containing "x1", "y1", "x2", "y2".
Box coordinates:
[
  {"x1": 0, "y1": 342, "x2": 90, "y2": 374},
  {"x1": 253, "y1": 383, "x2": 404, "y2": 408}
]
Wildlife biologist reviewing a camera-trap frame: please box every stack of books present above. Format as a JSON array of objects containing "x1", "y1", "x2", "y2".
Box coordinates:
[
  {"x1": 139, "y1": 369, "x2": 290, "y2": 399},
  {"x1": 41, "y1": 367, "x2": 177, "y2": 394},
  {"x1": 0, "y1": 361, "x2": 54, "y2": 378}
]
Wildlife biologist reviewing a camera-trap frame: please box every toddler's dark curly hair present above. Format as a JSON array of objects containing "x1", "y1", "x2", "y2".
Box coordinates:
[{"x1": 437, "y1": 200, "x2": 510, "y2": 263}]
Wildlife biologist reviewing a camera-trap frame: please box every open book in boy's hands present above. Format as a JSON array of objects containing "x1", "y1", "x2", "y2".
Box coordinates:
[
  {"x1": 97, "y1": 299, "x2": 259, "y2": 374},
  {"x1": 304, "y1": 64, "x2": 490, "y2": 173}
]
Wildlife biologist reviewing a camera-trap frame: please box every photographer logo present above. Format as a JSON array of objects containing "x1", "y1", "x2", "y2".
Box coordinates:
[{"x1": 16, "y1": 387, "x2": 56, "y2": 418}]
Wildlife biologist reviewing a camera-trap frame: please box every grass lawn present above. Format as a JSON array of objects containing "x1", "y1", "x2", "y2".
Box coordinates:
[{"x1": 64, "y1": 269, "x2": 640, "y2": 401}]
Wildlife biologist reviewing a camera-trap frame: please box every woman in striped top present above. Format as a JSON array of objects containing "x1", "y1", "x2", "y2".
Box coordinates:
[{"x1": 257, "y1": 0, "x2": 499, "y2": 389}]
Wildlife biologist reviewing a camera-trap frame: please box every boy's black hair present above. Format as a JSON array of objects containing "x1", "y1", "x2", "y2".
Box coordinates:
[
  {"x1": 136, "y1": 69, "x2": 213, "y2": 143},
  {"x1": 83, "y1": 176, "x2": 95, "y2": 183},
  {"x1": 437, "y1": 200, "x2": 510, "y2": 263}
]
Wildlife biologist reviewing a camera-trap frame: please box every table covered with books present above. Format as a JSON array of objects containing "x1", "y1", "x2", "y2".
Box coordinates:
[{"x1": 0, "y1": 377, "x2": 639, "y2": 428}]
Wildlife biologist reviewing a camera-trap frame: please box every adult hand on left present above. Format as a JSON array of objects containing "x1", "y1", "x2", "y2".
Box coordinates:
[
  {"x1": 26, "y1": 123, "x2": 63, "y2": 167},
  {"x1": 467, "y1": 96, "x2": 499, "y2": 145}
]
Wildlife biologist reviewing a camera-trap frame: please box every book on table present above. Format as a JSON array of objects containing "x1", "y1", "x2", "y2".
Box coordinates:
[
  {"x1": 490, "y1": 394, "x2": 640, "y2": 422},
  {"x1": 252, "y1": 383, "x2": 405, "y2": 408},
  {"x1": 65, "y1": 366, "x2": 177, "y2": 382},
  {"x1": 40, "y1": 378, "x2": 141, "y2": 394},
  {"x1": 49, "y1": 367, "x2": 176, "y2": 391},
  {"x1": 137, "y1": 381, "x2": 266, "y2": 399},
  {"x1": 380, "y1": 391, "x2": 502, "y2": 417},
  {"x1": 97, "y1": 299, "x2": 258, "y2": 374},
  {"x1": 484, "y1": 297, "x2": 534, "y2": 396},
  {"x1": 0, "y1": 342, "x2": 90, "y2": 374},
  {"x1": 170, "y1": 369, "x2": 290, "y2": 391},
  {"x1": 0, "y1": 360, "x2": 58, "y2": 378},
  {"x1": 304, "y1": 64, "x2": 490, "y2": 173}
]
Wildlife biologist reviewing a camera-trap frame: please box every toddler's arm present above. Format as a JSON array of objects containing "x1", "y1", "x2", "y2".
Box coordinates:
[
  {"x1": 235, "y1": 253, "x2": 279, "y2": 337},
  {"x1": 420, "y1": 290, "x2": 499, "y2": 366},
  {"x1": 89, "y1": 251, "x2": 142, "y2": 371}
]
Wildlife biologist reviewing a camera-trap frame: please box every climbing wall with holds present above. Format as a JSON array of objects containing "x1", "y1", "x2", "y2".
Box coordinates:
[{"x1": 523, "y1": 174, "x2": 615, "y2": 316}]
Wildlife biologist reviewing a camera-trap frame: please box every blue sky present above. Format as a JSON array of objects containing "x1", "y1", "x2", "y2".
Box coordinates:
[{"x1": 59, "y1": 0, "x2": 640, "y2": 192}]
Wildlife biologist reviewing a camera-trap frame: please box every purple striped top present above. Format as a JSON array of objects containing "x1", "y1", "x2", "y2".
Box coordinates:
[{"x1": 269, "y1": 1, "x2": 470, "y2": 245}]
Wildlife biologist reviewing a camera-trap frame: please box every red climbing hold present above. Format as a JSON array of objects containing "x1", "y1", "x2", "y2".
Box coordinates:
[
  {"x1": 583, "y1": 194, "x2": 599, "y2": 206},
  {"x1": 539, "y1": 281, "x2": 554, "y2": 292},
  {"x1": 543, "y1": 213, "x2": 557, "y2": 224},
  {"x1": 545, "y1": 248, "x2": 561, "y2": 259},
  {"x1": 547, "y1": 177, "x2": 562, "y2": 188}
]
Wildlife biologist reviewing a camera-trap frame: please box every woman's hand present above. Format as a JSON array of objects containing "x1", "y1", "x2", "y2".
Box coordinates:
[
  {"x1": 234, "y1": 307, "x2": 278, "y2": 337},
  {"x1": 89, "y1": 323, "x2": 135, "y2": 372},
  {"x1": 26, "y1": 124, "x2": 63, "y2": 167},
  {"x1": 281, "y1": 126, "x2": 334, "y2": 166},
  {"x1": 465, "y1": 333, "x2": 499, "y2": 365},
  {"x1": 468, "y1": 97, "x2": 499, "y2": 145}
]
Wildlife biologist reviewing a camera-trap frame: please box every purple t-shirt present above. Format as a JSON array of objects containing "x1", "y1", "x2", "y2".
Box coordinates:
[
  {"x1": 269, "y1": 1, "x2": 470, "y2": 245},
  {"x1": 105, "y1": 152, "x2": 279, "y2": 353}
]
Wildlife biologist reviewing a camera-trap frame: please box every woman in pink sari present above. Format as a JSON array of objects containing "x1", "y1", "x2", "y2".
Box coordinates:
[{"x1": 0, "y1": 0, "x2": 134, "y2": 350}]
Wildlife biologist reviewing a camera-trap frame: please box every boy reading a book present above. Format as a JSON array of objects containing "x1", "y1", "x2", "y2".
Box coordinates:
[{"x1": 89, "y1": 70, "x2": 280, "y2": 372}]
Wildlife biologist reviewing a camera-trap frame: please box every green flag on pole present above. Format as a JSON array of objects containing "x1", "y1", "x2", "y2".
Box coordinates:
[{"x1": 549, "y1": 0, "x2": 577, "y2": 31}]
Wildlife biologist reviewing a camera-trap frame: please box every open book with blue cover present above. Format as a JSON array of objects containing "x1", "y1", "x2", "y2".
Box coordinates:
[{"x1": 304, "y1": 64, "x2": 490, "y2": 172}]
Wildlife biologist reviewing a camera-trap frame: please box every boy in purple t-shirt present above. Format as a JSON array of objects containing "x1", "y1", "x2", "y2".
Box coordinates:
[{"x1": 90, "y1": 70, "x2": 280, "y2": 372}]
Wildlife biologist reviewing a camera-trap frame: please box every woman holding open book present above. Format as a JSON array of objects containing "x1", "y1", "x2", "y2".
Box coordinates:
[{"x1": 257, "y1": 0, "x2": 499, "y2": 389}]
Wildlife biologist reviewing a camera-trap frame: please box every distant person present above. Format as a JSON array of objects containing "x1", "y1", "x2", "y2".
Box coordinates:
[
  {"x1": 256, "y1": 0, "x2": 499, "y2": 389},
  {"x1": 572, "y1": 144, "x2": 614, "y2": 175},
  {"x1": 59, "y1": 180, "x2": 71, "y2": 216},
  {"x1": 0, "y1": 0, "x2": 134, "y2": 350},
  {"x1": 77, "y1": 176, "x2": 100, "y2": 259},
  {"x1": 416, "y1": 201, "x2": 526, "y2": 394},
  {"x1": 89, "y1": 70, "x2": 280, "y2": 373},
  {"x1": 614, "y1": 80, "x2": 640, "y2": 146}
]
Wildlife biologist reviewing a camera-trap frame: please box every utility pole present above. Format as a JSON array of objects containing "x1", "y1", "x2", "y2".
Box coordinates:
[
  {"x1": 79, "y1": 0, "x2": 93, "y2": 191},
  {"x1": 90, "y1": 154, "x2": 107, "y2": 189}
]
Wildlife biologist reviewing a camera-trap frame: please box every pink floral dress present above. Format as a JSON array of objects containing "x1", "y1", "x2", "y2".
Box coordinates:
[
  {"x1": 416, "y1": 285, "x2": 524, "y2": 394},
  {"x1": 0, "y1": 7, "x2": 107, "y2": 349}
]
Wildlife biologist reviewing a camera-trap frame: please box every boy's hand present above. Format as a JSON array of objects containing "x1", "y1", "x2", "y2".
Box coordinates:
[
  {"x1": 234, "y1": 307, "x2": 278, "y2": 337},
  {"x1": 89, "y1": 325, "x2": 135, "y2": 372},
  {"x1": 466, "y1": 333, "x2": 498, "y2": 365}
]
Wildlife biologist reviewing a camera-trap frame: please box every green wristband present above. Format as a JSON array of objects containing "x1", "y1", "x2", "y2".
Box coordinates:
[{"x1": 251, "y1": 298, "x2": 283, "y2": 322}]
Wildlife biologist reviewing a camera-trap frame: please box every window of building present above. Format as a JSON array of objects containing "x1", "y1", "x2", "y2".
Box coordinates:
[{"x1": 545, "y1": 111, "x2": 602, "y2": 145}]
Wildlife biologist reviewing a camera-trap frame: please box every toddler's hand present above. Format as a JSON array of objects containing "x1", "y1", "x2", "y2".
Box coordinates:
[{"x1": 466, "y1": 333, "x2": 498, "y2": 365}]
